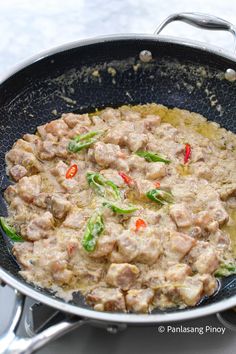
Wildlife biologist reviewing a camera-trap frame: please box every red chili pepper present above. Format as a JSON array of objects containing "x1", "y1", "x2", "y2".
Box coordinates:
[
  {"x1": 184, "y1": 143, "x2": 191, "y2": 164},
  {"x1": 155, "y1": 181, "x2": 160, "y2": 188},
  {"x1": 135, "y1": 218, "x2": 147, "y2": 231},
  {"x1": 119, "y1": 172, "x2": 133, "y2": 186},
  {"x1": 66, "y1": 164, "x2": 78, "y2": 179}
]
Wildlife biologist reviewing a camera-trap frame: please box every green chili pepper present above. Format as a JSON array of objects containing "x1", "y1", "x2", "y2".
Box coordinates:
[
  {"x1": 87, "y1": 172, "x2": 120, "y2": 200},
  {"x1": 68, "y1": 130, "x2": 103, "y2": 153},
  {"x1": 146, "y1": 188, "x2": 174, "y2": 205},
  {"x1": 82, "y1": 213, "x2": 104, "y2": 252},
  {"x1": 215, "y1": 263, "x2": 236, "y2": 277},
  {"x1": 0, "y1": 217, "x2": 23, "y2": 242},
  {"x1": 103, "y1": 202, "x2": 138, "y2": 214},
  {"x1": 136, "y1": 150, "x2": 170, "y2": 164}
]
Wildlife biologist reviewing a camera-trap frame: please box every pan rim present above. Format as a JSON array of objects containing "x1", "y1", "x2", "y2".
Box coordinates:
[
  {"x1": 0, "y1": 33, "x2": 236, "y2": 323},
  {"x1": 0, "y1": 33, "x2": 235, "y2": 85},
  {"x1": 0, "y1": 268, "x2": 236, "y2": 323}
]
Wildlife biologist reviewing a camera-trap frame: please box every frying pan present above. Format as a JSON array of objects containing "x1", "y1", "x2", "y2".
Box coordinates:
[{"x1": 0, "y1": 12, "x2": 236, "y2": 354}]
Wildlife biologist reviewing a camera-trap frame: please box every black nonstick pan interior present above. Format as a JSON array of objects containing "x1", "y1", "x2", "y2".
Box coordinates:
[{"x1": 0, "y1": 37, "x2": 236, "y2": 314}]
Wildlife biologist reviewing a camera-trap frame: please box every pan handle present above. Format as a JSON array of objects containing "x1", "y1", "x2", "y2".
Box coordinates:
[
  {"x1": 155, "y1": 12, "x2": 236, "y2": 53},
  {"x1": 0, "y1": 290, "x2": 84, "y2": 354}
]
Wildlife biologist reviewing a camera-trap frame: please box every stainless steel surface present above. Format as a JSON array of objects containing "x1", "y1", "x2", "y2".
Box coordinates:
[
  {"x1": 1, "y1": 286, "x2": 236, "y2": 354},
  {"x1": 155, "y1": 12, "x2": 236, "y2": 54},
  {"x1": 0, "y1": 289, "x2": 84, "y2": 354}
]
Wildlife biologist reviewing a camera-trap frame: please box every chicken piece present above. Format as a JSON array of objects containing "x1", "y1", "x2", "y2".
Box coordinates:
[
  {"x1": 165, "y1": 264, "x2": 192, "y2": 282},
  {"x1": 23, "y1": 212, "x2": 54, "y2": 241},
  {"x1": 13, "y1": 242, "x2": 34, "y2": 269},
  {"x1": 9, "y1": 164, "x2": 27, "y2": 181},
  {"x1": 106, "y1": 263, "x2": 139, "y2": 290},
  {"x1": 88, "y1": 235, "x2": 116, "y2": 258},
  {"x1": 169, "y1": 232, "x2": 196, "y2": 260},
  {"x1": 18, "y1": 175, "x2": 41, "y2": 203},
  {"x1": 63, "y1": 113, "x2": 91, "y2": 128},
  {"x1": 125, "y1": 133, "x2": 148, "y2": 152},
  {"x1": 178, "y1": 276, "x2": 203, "y2": 306},
  {"x1": 45, "y1": 119, "x2": 69, "y2": 137},
  {"x1": 193, "y1": 247, "x2": 219, "y2": 274},
  {"x1": 145, "y1": 162, "x2": 166, "y2": 180},
  {"x1": 86, "y1": 287, "x2": 126, "y2": 312},
  {"x1": 51, "y1": 161, "x2": 67, "y2": 177},
  {"x1": 143, "y1": 114, "x2": 161, "y2": 132},
  {"x1": 126, "y1": 288, "x2": 154, "y2": 313},
  {"x1": 170, "y1": 204, "x2": 192, "y2": 228},
  {"x1": 92, "y1": 142, "x2": 120, "y2": 167},
  {"x1": 51, "y1": 195, "x2": 71, "y2": 219}
]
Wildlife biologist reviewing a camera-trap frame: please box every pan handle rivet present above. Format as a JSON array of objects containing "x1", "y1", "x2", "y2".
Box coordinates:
[
  {"x1": 139, "y1": 50, "x2": 153, "y2": 63},
  {"x1": 225, "y1": 68, "x2": 236, "y2": 82}
]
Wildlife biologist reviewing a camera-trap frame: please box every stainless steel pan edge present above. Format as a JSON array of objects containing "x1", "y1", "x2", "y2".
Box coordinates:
[{"x1": 0, "y1": 12, "x2": 236, "y2": 354}]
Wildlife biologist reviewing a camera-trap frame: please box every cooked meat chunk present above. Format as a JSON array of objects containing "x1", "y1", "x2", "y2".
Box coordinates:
[
  {"x1": 126, "y1": 288, "x2": 154, "y2": 313},
  {"x1": 88, "y1": 235, "x2": 116, "y2": 258},
  {"x1": 135, "y1": 234, "x2": 161, "y2": 264},
  {"x1": 165, "y1": 264, "x2": 192, "y2": 282},
  {"x1": 22, "y1": 212, "x2": 54, "y2": 241},
  {"x1": 146, "y1": 162, "x2": 166, "y2": 180},
  {"x1": 6, "y1": 148, "x2": 41, "y2": 174},
  {"x1": 170, "y1": 204, "x2": 192, "y2": 228},
  {"x1": 45, "y1": 119, "x2": 69, "y2": 137},
  {"x1": 178, "y1": 276, "x2": 203, "y2": 306},
  {"x1": 169, "y1": 232, "x2": 196, "y2": 260},
  {"x1": 13, "y1": 242, "x2": 34, "y2": 268},
  {"x1": 209, "y1": 203, "x2": 229, "y2": 225},
  {"x1": 143, "y1": 114, "x2": 161, "y2": 131},
  {"x1": 106, "y1": 263, "x2": 139, "y2": 290},
  {"x1": 4, "y1": 104, "x2": 236, "y2": 314},
  {"x1": 9, "y1": 164, "x2": 27, "y2": 181},
  {"x1": 125, "y1": 133, "x2": 148, "y2": 152},
  {"x1": 17, "y1": 175, "x2": 41, "y2": 203},
  {"x1": 92, "y1": 142, "x2": 121, "y2": 168},
  {"x1": 193, "y1": 247, "x2": 219, "y2": 274},
  {"x1": 63, "y1": 113, "x2": 91, "y2": 128},
  {"x1": 86, "y1": 287, "x2": 126, "y2": 312},
  {"x1": 51, "y1": 195, "x2": 71, "y2": 219}
]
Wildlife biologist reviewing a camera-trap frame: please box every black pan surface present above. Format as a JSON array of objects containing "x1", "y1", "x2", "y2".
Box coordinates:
[{"x1": 0, "y1": 37, "x2": 236, "y2": 315}]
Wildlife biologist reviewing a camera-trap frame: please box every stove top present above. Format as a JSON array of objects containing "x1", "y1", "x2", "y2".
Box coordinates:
[{"x1": 1, "y1": 284, "x2": 235, "y2": 354}]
